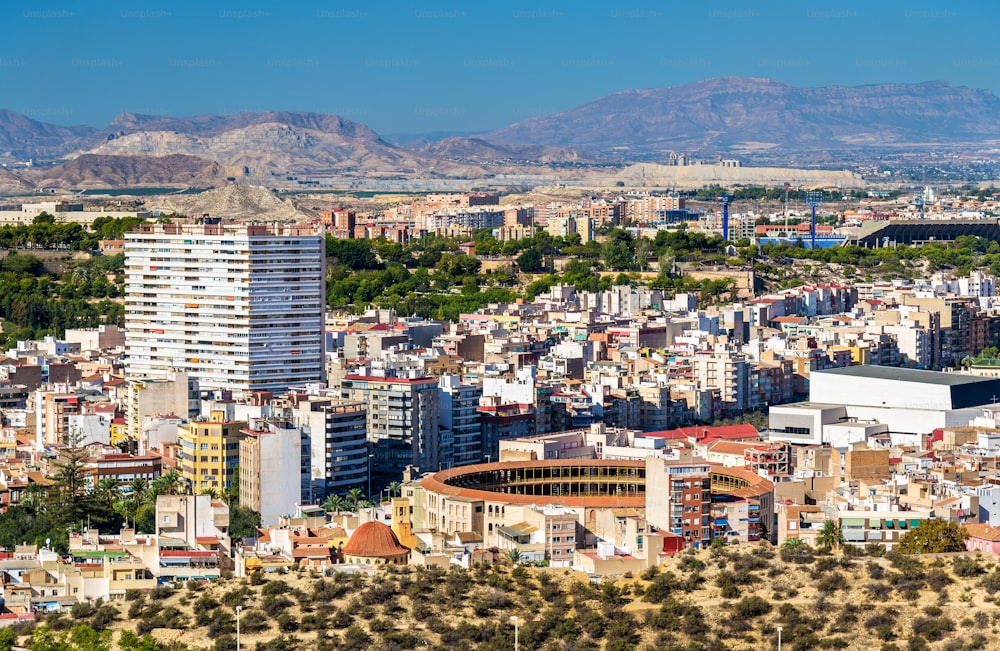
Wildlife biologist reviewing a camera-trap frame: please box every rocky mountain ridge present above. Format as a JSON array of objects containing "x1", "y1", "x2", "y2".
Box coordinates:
[{"x1": 484, "y1": 77, "x2": 1000, "y2": 156}]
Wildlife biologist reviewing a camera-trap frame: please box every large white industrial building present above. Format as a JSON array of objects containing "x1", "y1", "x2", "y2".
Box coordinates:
[
  {"x1": 124, "y1": 221, "x2": 325, "y2": 393},
  {"x1": 767, "y1": 366, "x2": 1000, "y2": 447}
]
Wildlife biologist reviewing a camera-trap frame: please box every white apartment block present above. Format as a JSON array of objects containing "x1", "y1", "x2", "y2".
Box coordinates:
[{"x1": 124, "y1": 222, "x2": 325, "y2": 393}]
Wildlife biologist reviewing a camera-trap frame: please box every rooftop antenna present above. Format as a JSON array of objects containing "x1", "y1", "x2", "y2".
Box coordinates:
[{"x1": 805, "y1": 191, "x2": 823, "y2": 250}]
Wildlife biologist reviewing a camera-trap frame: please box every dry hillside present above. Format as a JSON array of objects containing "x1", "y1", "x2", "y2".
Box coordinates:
[{"x1": 18, "y1": 544, "x2": 1000, "y2": 651}]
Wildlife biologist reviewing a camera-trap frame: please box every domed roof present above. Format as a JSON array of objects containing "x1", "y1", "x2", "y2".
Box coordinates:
[{"x1": 343, "y1": 521, "x2": 409, "y2": 558}]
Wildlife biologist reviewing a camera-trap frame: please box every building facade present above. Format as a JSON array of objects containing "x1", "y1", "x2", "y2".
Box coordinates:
[
  {"x1": 177, "y1": 411, "x2": 246, "y2": 493},
  {"x1": 124, "y1": 221, "x2": 325, "y2": 393},
  {"x1": 239, "y1": 419, "x2": 304, "y2": 526},
  {"x1": 291, "y1": 396, "x2": 368, "y2": 502},
  {"x1": 337, "y1": 374, "x2": 440, "y2": 489}
]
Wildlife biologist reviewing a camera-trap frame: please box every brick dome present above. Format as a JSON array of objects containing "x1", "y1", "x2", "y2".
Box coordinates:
[{"x1": 343, "y1": 521, "x2": 409, "y2": 559}]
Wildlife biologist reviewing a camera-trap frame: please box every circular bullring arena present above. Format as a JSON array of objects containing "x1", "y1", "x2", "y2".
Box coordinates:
[{"x1": 419, "y1": 459, "x2": 773, "y2": 507}]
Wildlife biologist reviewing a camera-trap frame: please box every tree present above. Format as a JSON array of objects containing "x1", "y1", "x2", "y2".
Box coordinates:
[
  {"x1": 516, "y1": 248, "x2": 544, "y2": 273},
  {"x1": 149, "y1": 469, "x2": 185, "y2": 497},
  {"x1": 505, "y1": 547, "x2": 522, "y2": 564},
  {"x1": 634, "y1": 236, "x2": 653, "y2": 271},
  {"x1": 229, "y1": 506, "x2": 262, "y2": 540},
  {"x1": 117, "y1": 630, "x2": 160, "y2": 651},
  {"x1": 1, "y1": 253, "x2": 45, "y2": 275},
  {"x1": 50, "y1": 442, "x2": 94, "y2": 531},
  {"x1": 322, "y1": 494, "x2": 347, "y2": 514},
  {"x1": 816, "y1": 520, "x2": 844, "y2": 551},
  {"x1": 27, "y1": 624, "x2": 112, "y2": 651},
  {"x1": 898, "y1": 519, "x2": 969, "y2": 554},
  {"x1": 225, "y1": 465, "x2": 240, "y2": 506},
  {"x1": 386, "y1": 481, "x2": 403, "y2": 497},
  {"x1": 601, "y1": 229, "x2": 635, "y2": 271},
  {"x1": 346, "y1": 487, "x2": 365, "y2": 511}
]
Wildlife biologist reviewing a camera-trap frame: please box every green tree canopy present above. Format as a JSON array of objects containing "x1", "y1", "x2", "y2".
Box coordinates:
[
  {"x1": 601, "y1": 228, "x2": 635, "y2": 271},
  {"x1": 897, "y1": 519, "x2": 969, "y2": 554},
  {"x1": 516, "y1": 247, "x2": 544, "y2": 273},
  {"x1": 815, "y1": 520, "x2": 844, "y2": 551}
]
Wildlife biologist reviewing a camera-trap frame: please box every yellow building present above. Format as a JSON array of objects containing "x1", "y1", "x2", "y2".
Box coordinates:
[
  {"x1": 177, "y1": 411, "x2": 246, "y2": 493},
  {"x1": 390, "y1": 497, "x2": 418, "y2": 550},
  {"x1": 109, "y1": 418, "x2": 128, "y2": 448}
]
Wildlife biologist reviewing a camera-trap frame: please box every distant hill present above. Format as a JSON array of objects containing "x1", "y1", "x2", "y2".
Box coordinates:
[
  {"x1": 38, "y1": 154, "x2": 224, "y2": 189},
  {"x1": 484, "y1": 77, "x2": 1000, "y2": 156},
  {"x1": 4, "y1": 78, "x2": 999, "y2": 184},
  {"x1": 147, "y1": 184, "x2": 310, "y2": 221},
  {"x1": 0, "y1": 109, "x2": 98, "y2": 160},
  {"x1": 406, "y1": 137, "x2": 587, "y2": 164},
  {"x1": 0, "y1": 109, "x2": 486, "y2": 182},
  {"x1": 0, "y1": 167, "x2": 34, "y2": 194},
  {"x1": 85, "y1": 111, "x2": 481, "y2": 178}
]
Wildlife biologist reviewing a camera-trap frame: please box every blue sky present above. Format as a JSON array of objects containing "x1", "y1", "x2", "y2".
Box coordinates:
[{"x1": 2, "y1": 0, "x2": 995, "y2": 136}]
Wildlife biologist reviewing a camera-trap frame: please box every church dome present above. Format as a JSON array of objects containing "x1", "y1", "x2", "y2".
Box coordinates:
[{"x1": 343, "y1": 521, "x2": 409, "y2": 559}]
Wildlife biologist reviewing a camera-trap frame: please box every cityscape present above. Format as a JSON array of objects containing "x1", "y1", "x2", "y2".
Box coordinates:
[{"x1": 4, "y1": 2, "x2": 1000, "y2": 650}]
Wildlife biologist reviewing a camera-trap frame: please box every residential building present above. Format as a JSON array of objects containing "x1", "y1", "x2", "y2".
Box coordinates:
[
  {"x1": 439, "y1": 375, "x2": 483, "y2": 467},
  {"x1": 126, "y1": 371, "x2": 199, "y2": 443},
  {"x1": 124, "y1": 221, "x2": 325, "y2": 393},
  {"x1": 645, "y1": 458, "x2": 712, "y2": 549},
  {"x1": 337, "y1": 373, "x2": 440, "y2": 488},
  {"x1": 176, "y1": 410, "x2": 246, "y2": 493},
  {"x1": 290, "y1": 395, "x2": 368, "y2": 502},
  {"x1": 239, "y1": 418, "x2": 304, "y2": 526}
]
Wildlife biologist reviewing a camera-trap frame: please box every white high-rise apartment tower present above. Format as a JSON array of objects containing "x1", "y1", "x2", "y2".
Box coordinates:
[{"x1": 125, "y1": 221, "x2": 325, "y2": 393}]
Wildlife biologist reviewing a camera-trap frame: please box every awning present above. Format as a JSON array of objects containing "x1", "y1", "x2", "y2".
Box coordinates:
[
  {"x1": 885, "y1": 520, "x2": 894, "y2": 528},
  {"x1": 842, "y1": 518, "x2": 866, "y2": 527},
  {"x1": 713, "y1": 519, "x2": 728, "y2": 526},
  {"x1": 909, "y1": 519, "x2": 922, "y2": 528},
  {"x1": 898, "y1": 520, "x2": 908, "y2": 529},
  {"x1": 868, "y1": 519, "x2": 882, "y2": 529}
]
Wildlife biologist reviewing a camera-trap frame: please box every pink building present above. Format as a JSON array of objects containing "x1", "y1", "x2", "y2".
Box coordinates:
[{"x1": 965, "y1": 523, "x2": 1000, "y2": 555}]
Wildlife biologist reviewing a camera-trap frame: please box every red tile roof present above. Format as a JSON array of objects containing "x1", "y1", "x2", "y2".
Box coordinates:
[
  {"x1": 966, "y1": 523, "x2": 1000, "y2": 542},
  {"x1": 646, "y1": 424, "x2": 760, "y2": 442},
  {"x1": 342, "y1": 522, "x2": 408, "y2": 558}
]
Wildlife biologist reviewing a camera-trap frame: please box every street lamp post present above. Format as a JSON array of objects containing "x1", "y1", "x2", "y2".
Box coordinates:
[
  {"x1": 236, "y1": 605, "x2": 243, "y2": 651},
  {"x1": 777, "y1": 625, "x2": 782, "y2": 651},
  {"x1": 509, "y1": 615, "x2": 519, "y2": 651}
]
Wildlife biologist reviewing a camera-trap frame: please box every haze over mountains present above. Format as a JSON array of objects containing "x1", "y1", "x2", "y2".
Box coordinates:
[
  {"x1": 487, "y1": 77, "x2": 1000, "y2": 155},
  {"x1": 1, "y1": 78, "x2": 997, "y2": 189}
]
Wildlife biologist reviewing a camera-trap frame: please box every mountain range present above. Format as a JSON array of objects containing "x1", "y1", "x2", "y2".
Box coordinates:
[
  {"x1": 486, "y1": 77, "x2": 1000, "y2": 155},
  {"x1": 1, "y1": 78, "x2": 998, "y2": 189}
]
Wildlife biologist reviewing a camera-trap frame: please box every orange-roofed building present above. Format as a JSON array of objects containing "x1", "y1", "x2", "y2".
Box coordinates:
[
  {"x1": 965, "y1": 523, "x2": 1000, "y2": 555},
  {"x1": 342, "y1": 521, "x2": 409, "y2": 566}
]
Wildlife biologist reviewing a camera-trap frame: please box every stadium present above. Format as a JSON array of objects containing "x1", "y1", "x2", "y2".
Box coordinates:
[{"x1": 410, "y1": 459, "x2": 775, "y2": 558}]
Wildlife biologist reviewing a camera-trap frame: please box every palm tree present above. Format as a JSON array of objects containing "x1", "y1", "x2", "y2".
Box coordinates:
[
  {"x1": 149, "y1": 470, "x2": 185, "y2": 498},
  {"x1": 21, "y1": 482, "x2": 47, "y2": 512},
  {"x1": 346, "y1": 487, "x2": 365, "y2": 511},
  {"x1": 505, "y1": 548, "x2": 522, "y2": 565},
  {"x1": 322, "y1": 494, "x2": 347, "y2": 514},
  {"x1": 95, "y1": 477, "x2": 120, "y2": 501},
  {"x1": 816, "y1": 520, "x2": 844, "y2": 551},
  {"x1": 386, "y1": 481, "x2": 403, "y2": 498}
]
